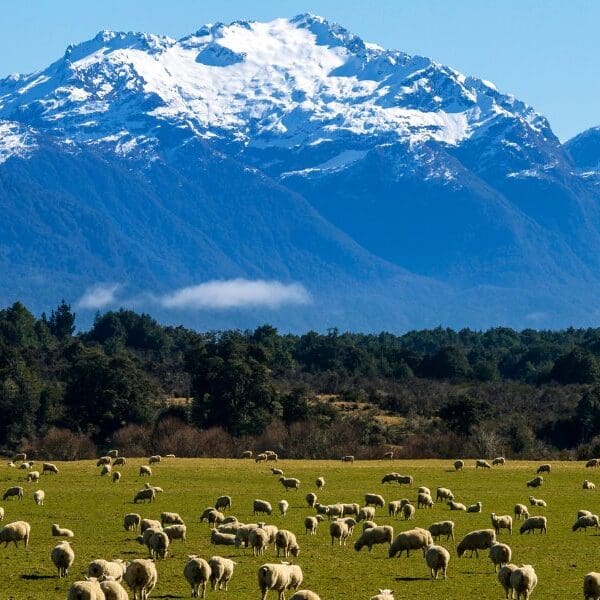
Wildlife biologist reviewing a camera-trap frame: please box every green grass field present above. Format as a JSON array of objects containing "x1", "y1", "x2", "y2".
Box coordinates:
[{"x1": 0, "y1": 457, "x2": 598, "y2": 599}]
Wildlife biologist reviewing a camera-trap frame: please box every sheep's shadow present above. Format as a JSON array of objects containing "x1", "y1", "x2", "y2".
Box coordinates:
[
  {"x1": 394, "y1": 576, "x2": 429, "y2": 581},
  {"x1": 21, "y1": 574, "x2": 54, "y2": 580}
]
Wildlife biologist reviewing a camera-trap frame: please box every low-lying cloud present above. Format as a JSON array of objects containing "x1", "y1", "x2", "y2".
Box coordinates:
[
  {"x1": 77, "y1": 283, "x2": 120, "y2": 309},
  {"x1": 159, "y1": 279, "x2": 311, "y2": 310}
]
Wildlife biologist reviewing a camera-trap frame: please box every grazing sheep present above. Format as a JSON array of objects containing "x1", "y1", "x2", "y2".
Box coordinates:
[
  {"x1": 52, "y1": 523, "x2": 74, "y2": 537},
  {"x1": 436, "y1": 487, "x2": 454, "y2": 502},
  {"x1": 100, "y1": 464, "x2": 112, "y2": 476},
  {"x1": 425, "y1": 544, "x2": 451, "y2": 579},
  {"x1": 514, "y1": 504, "x2": 530, "y2": 520},
  {"x1": 584, "y1": 480, "x2": 596, "y2": 490},
  {"x1": 161, "y1": 512, "x2": 184, "y2": 526},
  {"x1": 249, "y1": 527, "x2": 270, "y2": 556},
  {"x1": 454, "y1": 460, "x2": 464, "y2": 471},
  {"x1": 362, "y1": 520, "x2": 377, "y2": 531},
  {"x1": 199, "y1": 507, "x2": 216, "y2": 522},
  {"x1": 113, "y1": 457, "x2": 126, "y2": 466},
  {"x1": 12, "y1": 453, "x2": 26, "y2": 462},
  {"x1": 148, "y1": 530, "x2": 169, "y2": 559},
  {"x1": 211, "y1": 529, "x2": 237, "y2": 546},
  {"x1": 489, "y1": 542, "x2": 512, "y2": 571},
  {"x1": 448, "y1": 500, "x2": 467, "y2": 511},
  {"x1": 107, "y1": 450, "x2": 119, "y2": 459},
  {"x1": 1, "y1": 520, "x2": 31, "y2": 549},
  {"x1": 456, "y1": 529, "x2": 496, "y2": 557},
  {"x1": 67, "y1": 579, "x2": 105, "y2": 600},
  {"x1": 33, "y1": 489, "x2": 45, "y2": 505},
  {"x1": 428, "y1": 520, "x2": 455, "y2": 542},
  {"x1": 370, "y1": 590, "x2": 395, "y2": 600},
  {"x1": 164, "y1": 524, "x2": 187, "y2": 543},
  {"x1": 315, "y1": 503, "x2": 330, "y2": 517},
  {"x1": 526, "y1": 476, "x2": 543, "y2": 488},
  {"x1": 476, "y1": 459, "x2": 492, "y2": 469},
  {"x1": 183, "y1": 555, "x2": 210, "y2": 598},
  {"x1": 305, "y1": 493, "x2": 317, "y2": 508},
  {"x1": 100, "y1": 577, "x2": 129, "y2": 600},
  {"x1": 357, "y1": 506, "x2": 376, "y2": 522},
  {"x1": 519, "y1": 516, "x2": 547, "y2": 535},
  {"x1": 148, "y1": 455, "x2": 161, "y2": 465},
  {"x1": 215, "y1": 495, "x2": 232, "y2": 511},
  {"x1": 529, "y1": 496, "x2": 546, "y2": 507},
  {"x1": 583, "y1": 572, "x2": 600, "y2": 600},
  {"x1": 43, "y1": 462, "x2": 59, "y2": 475},
  {"x1": 51, "y1": 541, "x2": 74, "y2": 578},
  {"x1": 111, "y1": 471, "x2": 121, "y2": 483},
  {"x1": 586, "y1": 459, "x2": 600, "y2": 468},
  {"x1": 315, "y1": 477, "x2": 325, "y2": 489},
  {"x1": 418, "y1": 486, "x2": 431, "y2": 495},
  {"x1": 208, "y1": 555, "x2": 236, "y2": 591},
  {"x1": 255, "y1": 453, "x2": 268, "y2": 463},
  {"x1": 204, "y1": 509, "x2": 225, "y2": 527},
  {"x1": 402, "y1": 503, "x2": 416, "y2": 521},
  {"x1": 133, "y1": 488, "x2": 155, "y2": 504},
  {"x1": 253, "y1": 499, "x2": 273, "y2": 516},
  {"x1": 354, "y1": 525, "x2": 394, "y2": 552},
  {"x1": 304, "y1": 515, "x2": 323, "y2": 535},
  {"x1": 537, "y1": 464, "x2": 551, "y2": 474},
  {"x1": 388, "y1": 527, "x2": 433, "y2": 558},
  {"x1": 257, "y1": 563, "x2": 303, "y2": 600},
  {"x1": 144, "y1": 483, "x2": 163, "y2": 494},
  {"x1": 139, "y1": 465, "x2": 152, "y2": 477},
  {"x1": 388, "y1": 500, "x2": 401, "y2": 517},
  {"x1": 381, "y1": 472, "x2": 400, "y2": 484},
  {"x1": 241, "y1": 450, "x2": 253, "y2": 459},
  {"x1": 266, "y1": 453, "x2": 278, "y2": 462},
  {"x1": 279, "y1": 477, "x2": 300, "y2": 491},
  {"x1": 88, "y1": 559, "x2": 126, "y2": 581},
  {"x1": 572, "y1": 514, "x2": 600, "y2": 532},
  {"x1": 278, "y1": 499, "x2": 289, "y2": 517},
  {"x1": 290, "y1": 592, "x2": 321, "y2": 600},
  {"x1": 467, "y1": 501, "x2": 483, "y2": 513},
  {"x1": 498, "y1": 564, "x2": 518, "y2": 599},
  {"x1": 341, "y1": 455, "x2": 355, "y2": 463},
  {"x1": 124, "y1": 558, "x2": 158, "y2": 600},
  {"x1": 27, "y1": 471, "x2": 40, "y2": 482},
  {"x1": 97, "y1": 456, "x2": 111, "y2": 466},
  {"x1": 330, "y1": 518, "x2": 353, "y2": 546},
  {"x1": 340, "y1": 503, "x2": 359, "y2": 517},
  {"x1": 234, "y1": 524, "x2": 260, "y2": 548},
  {"x1": 20, "y1": 461, "x2": 33, "y2": 470},
  {"x1": 276, "y1": 529, "x2": 300, "y2": 558},
  {"x1": 140, "y1": 519, "x2": 162, "y2": 533},
  {"x1": 510, "y1": 564, "x2": 538, "y2": 600},
  {"x1": 493, "y1": 457, "x2": 506, "y2": 466},
  {"x1": 491, "y1": 513, "x2": 513, "y2": 535},
  {"x1": 418, "y1": 493, "x2": 434, "y2": 509}
]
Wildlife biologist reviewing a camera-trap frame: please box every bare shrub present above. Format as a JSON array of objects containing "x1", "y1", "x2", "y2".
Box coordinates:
[{"x1": 22, "y1": 427, "x2": 97, "y2": 460}]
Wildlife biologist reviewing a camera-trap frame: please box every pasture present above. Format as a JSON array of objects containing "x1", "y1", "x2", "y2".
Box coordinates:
[{"x1": 0, "y1": 457, "x2": 598, "y2": 599}]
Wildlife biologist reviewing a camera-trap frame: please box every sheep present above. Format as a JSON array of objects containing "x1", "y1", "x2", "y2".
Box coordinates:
[
  {"x1": 526, "y1": 476, "x2": 543, "y2": 488},
  {"x1": 304, "y1": 515, "x2": 323, "y2": 535},
  {"x1": 7, "y1": 462, "x2": 15, "y2": 468},
  {"x1": 218, "y1": 522, "x2": 244, "y2": 535},
  {"x1": 140, "y1": 518, "x2": 162, "y2": 533},
  {"x1": 467, "y1": 501, "x2": 483, "y2": 513},
  {"x1": 290, "y1": 592, "x2": 321, "y2": 600},
  {"x1": 448, "y1": 500, "x2": 467, "y2": 511},
  {"x1": 388, "y1": 500, "x2": 401, "y2": 517},
  {"x1": 354, "y1": 525, "x2": 394, "y2": 551},
  {"x1": 222, "y1": 515, "x2": 238, "y2": 524},
  {"x1": 33, "y1": 489, "x2": 45, "y2": 505},
  {"x1": 425, "y1": 544, "x2": 451, "y2": 579},
  {"x1": 266, "y1": 453, "x2": 279, "y2": 462},
  {"x1": 536, "y1": 464, "x2": 551, "y2": 474},
  {"x1": 27, "y1": 471, "x2": 40, "y2": 482},
  {"x1": 529, "y1": 496, "x2": 546, "y2": 507},
  {"x1": 204, "y1": 509, "x2": 225, "y2": 527},
  {"x1": 428, "y1": 520, "x2": 455, "y2": 542},
  {"x1": 456, "y1": 529, "x2": 496, "y2": 557},
  {"x1": 579, "y1": 509, "x2": 593, "y2": 519},
  {"x1": 493, "y1": 456, "x2": 506, "y2": 466},
  {"x1": 330, "y1": 518, "x2": 352, "y2": 547},
  {"x1": 476, "y1": 459, "x2": 491, "y2": 469},
  {"x1": 107, "y1": 450, "x2": 119, "y2": 459},
  {"x1": 52, "y1": 523, "x2": 74, "y2": 537},
  {"x1": 255, "y1": 453, "x2": 268, "y2": 463},
  {"x1": 381, "y1": 472, "x2": 400, "y2": 484},
  {"x1": 491, "y1": 513, "x2": 513, "y2": 535},
  {"x1": 315, "y1": 476, "x2": 325, "y2": 489},
  {"x1": 211, "y1": 529, "x2": 237, "y2": 546},
  {"x1": 454, "y1": 460, "x2": 464, "y2": 471},
  {"x1": 183, "y1": 555, "x2": 210, "y2": 598},
  {"x1": 161, "y1": 512, "x2": 184, "y2": 526},
  {"x1": 341, "y1": 455, "x2": 354, "y2": 463},
  {"x1": 208, "y1": 555, "x2": 236, "y2": 591},
  {"x1": 43, "y1": 462, "x2": 59, "y2": 474},
  {"x1": 100, "y1": 464, "x2": 112, "y2": 476},
  {"x1": 111, "y1": 471, "x2": 121, "y2": 483},
  {"x1": 88, "y1": 559, "x2": 127, "y2": 581},
  {"x1": 97, "y1": 456, "x2": 111, "y2": 466},
  {"x1": 20, "y1": 461, "x2": 33, "y2": 470},
  {"x1": 100, "y1": 577, "x2": 129, "y2": 600},
  {"x1": 270, "y1": 468, "x2": 284, "y2": 476},
  {"x1": 133, "y1": 488, "x2": 155, "y2": 504},
  {"x1": 279, "y1": 477, "x2": 300, "y2": 491},
  {"x1": 249, "y1": 527, "x2": 270, "y2": 556},
  {"x1": 418, "y1": 493, "x2": 434, "y2": 509},
  {"x1": 489, "y1": 542, "x2": 512, "y2": 571},
  {"x1": 315, "y1": 503, "x2": 330, "y2": 517},
  {"x1": 12, "y1": 453, "x2": 26, "y2": 462},
  {"x1": 276, "y1": 529, "x2": 300, "y2": 558},
  {"x1": 357, "y1": 506, "x2": 376, "y2": 522},
  {"x1": 510, "y1": 564, "x2": 538, "y2": 600},
  {"x1": 436, "y1": 487, "x2": 454, "y2": 502},
  {"x1": 164, "y1": 524, "x2": 186, "y2": 543},
  {"x1": 124, "y1": 558, "x2": 158, "y2": 600},
  {"x1": 305, "y1": 492, "x2": 317, "y2": 508},
  {"x1": 519, "y1": 516, "x2": 547, "y2": 535},
  {"x1": 51, "y1": 541, "x2": 74, "y2": 578},
  {"x1": 234, "y1": 523, "x2": 260, "y2": 548},
  {"x1": 0, "y1": 520, "x2": 30, "y2": 549},
  {"x1": 199, "y1": 507, "x2": 216, "y2": 522},
  {"x1": 114, "y1": 457, "x2": 126, "y2": 466},
  {"x1": 583, "y1": 572, "x2": 600, "y2": 600},
  {"x1": 241, "y1": 450, "x2": 253, "y2": 459},
  {"x1": 279, "y1": 499, "x2": 289, "y2": 517},
  {"x1": 148, "y1": 530, "x2": 169, "y2": 559},
  {"x1": 253, "y1": 499, "x2": 273, "y2": 516},
  {"x1": 388, "y1": 527, "x2": 433, "y2": 558},
  {"x1": 418, "y1": 486, "x2": 431, "y2": 495},
  {"x1": 258, "y1": 523, "x2": 279, "y2": 544},
  {"x1": 215, "y1": 495, "x2": 232, "y2": 511},
  {"x1": 67, "y1": 579, "x2": 105, "y2": 600},
  {"x1": 498, "y1": 564, "x2": 518, "y2": 599},
  {"x1": 0, "y1": 507, "x2": 3, "y2": 522},
  {"x1": 402, "y1": 503, "x2": 416, "y2": 521},
  {"x1": 139, "y1": 465, "x2": 152, "y2": 477},
  {"x1": 362, "y1": 520, "x2": 377, "y2": 531},
  {"x1": 257, "y1": 563, "x2": 303, "y2": 600},
  {"x1": 584, "y1": 479, "x2": 596, "y2": 490},
  {"x1": 370, "y1": 590, "x2": 395, "y2": 600},
  {"x1": 148, "y1": 455, "x2": 161, "y2": 465},
  {"x1": 586, "y1": 459, "x2": 600, "y2": 468},
  {"x1": 514, "y1": 504, "x2": 530, "y2": 520},
  {"x1": 572, "y1": 514, "x2": 600, "y2": 532}
]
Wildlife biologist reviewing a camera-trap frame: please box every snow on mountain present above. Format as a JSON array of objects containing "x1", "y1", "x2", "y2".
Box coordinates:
[{"x1": 0, "y1": 120, "x2": 37, "y2": 164}]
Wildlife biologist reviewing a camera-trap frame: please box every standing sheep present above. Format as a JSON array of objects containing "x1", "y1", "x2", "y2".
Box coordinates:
[
  {"x1": 428, "y1": 520, "x2": 455, "y2": 542},
  {"x1": 149, "y1": 530, "x2": 170, "y2": 559},
  {"x1": 357, "y1": 506, "x2": 376, "y2": 522},
  {"x1": 51, "y1": 541, "x2": 74, "y2": 578},
  {"x1": 498, "y1": 564, "x2": 518, "y2": 599},
  {"x1": 3, "y1": 486, "x2": 23, "y2": 501},
  {"x1": 456, "y1": 529, "x2": 496, "y2": 557},
  {"x1": 491, "y1": 513, "x2": 513, "y2": 535},
  {"x1": 536, "y1": 464, "x2": 551, "y2": 474},
  {"x1": 418, "y1": 493, "x2": 434, "y2": 509},
  {"x1": 208, "y1": 556, "x2": 236, "y2": 591},
  {"x1": 97, "y1": 456, "x2": 111, "y2": 466},
  {"x1": 526, "y1": 476, "x2": 543, "y2": 488},
  {"x1": 476, "y1": 460, "x2": 492, "y2": 469},
  {"x1": 27, "y1": 471, "x2": 40, "y2": 483},
  {"x1": 100, "y1": 577, "x2": 129, "y2": 600},
  {"x1": 583, "y1": 572, "x2": 600, "y2": 600},
  {"x1": 88, "y1": 559, "x2": 126, "y2": 582},
  {"x1": 514, "y1": 504, "x2": 530, "y2": 520},
  {"x1": 140, "y1": 518, "x2": 161, "y2": 533},
  {"x1": 124, "y1": 558, "x2": 158, "y2": 600},
  {"x1": 425, "y1": 544, "x2": 451, "y2": 579},
  {"x1": 279, "y1": 477, "x2": 300, "y2": 491},
  {"x1": 184, "y1": 555, "x2": 211, "y2": 598},
  {"x1": 489, "y1": 542, "x2": 512, "y2": 571},
  {"x1": 454, "y1": 460, "x2": 464, "y2": 471},
  {"x1": 0, "y1": 521, "x2": 30, "y2": 548},
  {"x1": 253, "y1": 499, "x2": 273, "y2": 516},
  {"x1": 112, "y1": 471, "x2": 121, "y2": 483},
  {"x1": 315, "y1": 477, "x2": 325, "y2": 489},
  {"x1": 100, "y1": 464, "x2": 112, "y2": 476},
  {"x1": 33, "y1": 490, "x2": 45, "y2": 505},
  {"x1": 402, "y1": 503, "x2": 416, "y2": 521},
  {"x1": 215, "y1": 495, "x2": 232, "y2": 511},
  {"x1": 255, "y1": 453, "x2": 268, "y2": 463},
  {"x1": 388, "y1": 528, "x2": 433, "y2": 558},
  {"x1": 586, "y1": 459, "x2": 600, "y2": 468},
  {"x1": 436, "y1": 487, "x2": 454, "y2": 502},
  {"x1": 139, "y1": 465, "x2": 152, "y2": 477},
  {"x1": 164, "y1": 524, "x2": 187, "y2": 544},
  {"x1": 330, "y1": 519, "x2": 353, "y2": 547},
  {"x1": 341, "y1": 455, "x2": 355, "y2": 463},
  {"x1": 510, "y1": 564, "x2": 538, "y2": 600},
  {"x1": 257, "y1": 563, "x2": 303, "y2": 600},
  {"x1": 275, "y1": 529, "x2": 300, "y2": 558},
  {"x1": 493, "y1": 457, "x2": 506, "y2": 466},
  {"x1": 249, "y1": 527, "x2": 270, "y2": 556},
  {"x1": 353, "y1": 525, "x2": 394, "y2": 552},
  {"x1": 278, "y1": 499, "x2": 289, "y2": 517},
  {"x1": 519, "y1": 516, "x2": 547, "y2": 535},
  {"x1": 114, "y1": 457, "x2": 126, "y2": 466},
  {"x1": 148, "y1": 455, "x2": 161, "y2": 465},
  {"x1": 305, "y1": 493, "x2": 317, "y2": 508},
  {"x1": 43, "y1": 462, "x2": 59, "y2": 474},
  {"x1": 304, "y1": 515, "x2": 324, "y2": 535},
  {"x1": 0, "y1": 507, "x2": 4, "y2": 522},
  {"x1": 133, "y1": 488, "x2": 155, "y2": 504},
  {"x1": 67, "y1": 579, "x2": 105, "y2": 600},
  {"x1": 572, "y1": 514, "x2": 600, "y2": 532}
]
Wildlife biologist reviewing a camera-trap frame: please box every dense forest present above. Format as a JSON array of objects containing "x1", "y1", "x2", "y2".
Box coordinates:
[{"x1": 3, "y1": 301, "x2": 600, "y2": 460}]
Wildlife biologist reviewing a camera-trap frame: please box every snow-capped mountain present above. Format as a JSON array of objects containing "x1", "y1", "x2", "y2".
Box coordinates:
[{"x1": 0, "y1": 15, "x2": 599, "y2": 330}]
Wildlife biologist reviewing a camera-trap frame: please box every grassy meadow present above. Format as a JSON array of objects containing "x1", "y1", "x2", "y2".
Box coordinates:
[{"x1": 0, "y1": 457, "x2": 598, "y2": 599}]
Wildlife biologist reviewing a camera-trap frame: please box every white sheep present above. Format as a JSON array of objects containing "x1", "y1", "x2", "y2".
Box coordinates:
[
  {"x1": 184, "y1": 555, "x2": 210, "y2": 598},
  {"x1": 52, "y1": 523, "x2": 74, "y2": 537},
  {"x1": 519, "y1": 516, "x2": 547, "y2": 535},
  {"x1": 33, "y1": 489, "x2": 45, "y2": 505},
  {"x1": 467, "y1": 501, "x2": 483, "y2": 513},
  {"x1": 241, "y1": 450, "x2": 253, "y2": 459},
  {"x1": 584, "y1": 480, "x2": 596, "y2": 490},
  {"x1": 211, "y1": 529, "x2": 237, "y2": 546},
  {"x1": 0, "y1": 520, "x2": 30, "y2": 548},
  {"x1": 528, "y1": 496, "x2": 546, "y2": 507},
  {"x1": 510, "y1": 564, "x2": 538, "y2": 600},
  {"x1": 124, "y1": 558, "x2": 158, "y2": 600},
  {"x1": 341, "y1": 503, "x2": 360, "y2": 517},
  {"x1": 0, "y1": 507, "x2": 4, "y2": 522},
  {"x1": 215, "y1": 495, "x2": 232, "y2": 511},
  {"x1": 20, "y1": 461, "x2": 33, "y2": 470},
  {"x1": 149, "y1": 530, "x2": 170, "y2": 559},
  {"x1": 306, "y1": 492, "x2": 317, "y2": 508},
  {"x1": 514, "y1": 504, "x2": 530, "y2": 520},
  {"x1": 43, "y1": 462, "x2": 59, "y2": 474},
  {"x1": 111, "y1": 471, "x2": 121, "y2": 483},
  {"x1": 253, "y1": 499, "x2": 273, "y2": 516},
  {"x1": 304, "y1": 515, "x2": 324, "y2": 535},
  {"x1": 402, "y1": 503, "x2": 416, "y2": 520},
  {"x1": 498, "y1": 563, "x2": 518, "y2": 599},
  {"x1": 315, "y1": 503, "x2": 330, "y2": 517},
  {"x1": 536, "y1": 464, "x2": 551, "y2": 474},
  {"x1": 266, "y1": 452, "x2": 278, "y2": 462},
  {"x1": 586, "y1": 459, "x2": 600, "y2": 468},
  {"x1": 148, "y1": 455, "x2": 161, "y2": 465},
  {"x1": 161, "y1": 512, "x2": 184, "y2": 526},
  {"x1": 583, "y1": 572, "x2": 600, "y2": 600},
  {"x1": 456, "y1": 529, "x2": 496, "y2": 557},
  {"x1": 370, "y1": 590, "x2": 395, "y2": 600},
  {"x1": 491, "y1": 513, "x2": 513, "y2": 535},
  {"x1": 493, "y1": 456, "x2": 506, "y2": 466},
  {"x1": 279, "y1": 499, "x2": 289, "y2": 517},
  {"x1": 100, "y1": 577, "x2": 129, "y2": 600},
  {"x1": 365, "y1": 493, "x2": 385, "y2": 508},
  {"x1": 388, "y1": 527, "x2": 433, "y2": 558},
  {"x1": 388, "y1": 500, "x2": 401, "y2": 517},
  {"x1": 164, "y1": 524, "x2": 187, "y2": 543},
  {"x1": 271, "y1": 468, "x2": 284, "y2": 476},
  {"x1": 341, "y1": 455, "x2": 354, "y2": 463},
  {"x1": 418, "y1": 486, "x2": 431, "y2": 495},
  {"x1": 362, "y1": 520, "x2": 377, "y2": 531},
  {"x1": 279, "y1": 476, "x2": 300, "y2": 491},
  {"x1": 289, "y1": 592, "x2": 321, "y2": 600},
  {"x1": 107, "y1": 450, "x2": 119, "y2": 459},
  {"x1": 454, "y1": 460, "x2": 464, "y2": 471},
  {"x1": 436, "y1": 487, "x2": 454, "y2": 501},
  {"x1": 208, "y1": 555, "x2": 236, "y2": 591},
  {"x1": 88, "y1": 558, "x2": 126, "y2": 581},
  {"x1": 353, "y1": 525, "x2": 394, "y2": 551},
  {"x1": 428, "y1": 520, "x2": 455, "y2": 542},
  {"x1": 276, "y1": 529, "x2": 300, "y2": 557},
  {"x1": 476, "y1": 459, "x2": 491, "y2": 469},
  {"x1": 572, "y1": 514, "x2": 600, "y2": 532},
  {"x1": 257, "y1": 562, "x2": 303, "y2": 600},
  {"x1": 315, "y1": 476, "x2": 325, "y2": 489},
  {"x1": 139, "y1": 465, "x2": 152, "y2": 477},
  {"x1": 140, "y1": 518, "x2": 162, "y2": 533},
  {"x1": 113, "y1": 457, "x2": 126, "y2": 466},
  {"x1": 357, "y1": 506, "x2": 376, "y2": 522},
  {"x1": 100, "y1": 464, "x2": 112, "y2": 476},
  {"x1": 448, "y1": 500, "x2": 467, "y2": 511},
  {"x1": 51, "y1": 541, "x2": 74, "y2": 578},
  {"x1": 201, "y1": 508, "x2": 225, "y2": 526},
  {"x1": 96, "y1": 456, "x2": 111, "y2": 466},
  {"x1": 249, "y1": 527, "x2": 270, "y2": 556},
  {"x1": 329, "y1": 518, "x2": 353, "y2": 546},
  {"x1": 67, "y1": 579, "x2": 105, "y2": 600},
  {"x1": 489, "y1": 542, "x2": 512, "y2": 571},
  {"x1": 133, "y1": 488, "x2": 155, "y2": 504},
  {"x1": 425, "y1": 544, "x2": 451, "y2": 579},
  {"x1": 417, "y1": 493, "x2": 434, "y2": 509},
  {"x1": 27, "y1": 470, "x2": 40, "y2": 482},
  {"x1": 255, "y1": 453, "x2": 268, "y2": 463},
  {"x1": 3, "y1": 486, "x2": 23, "y2": 501}
]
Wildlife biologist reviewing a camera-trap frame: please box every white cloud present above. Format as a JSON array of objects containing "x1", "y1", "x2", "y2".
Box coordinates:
[
  {"x1": 159, "y1": 279, "x2": 311, "y2": 310},
  {"x1": 77, "y1": 283, "x2": 120, "y2": 309}
]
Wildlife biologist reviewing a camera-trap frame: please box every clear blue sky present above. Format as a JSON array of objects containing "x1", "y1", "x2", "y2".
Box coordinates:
[{"x1": 1, "y1": 0, "x2": 597, "y2": 140}]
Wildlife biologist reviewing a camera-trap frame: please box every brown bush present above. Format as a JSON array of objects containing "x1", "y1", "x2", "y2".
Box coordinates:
[
  {"x1": 111, "y1": 424, "x2": 152, "y2": 457},
  {"x1": 22, "y1": 428, "x2": 97, "y2": 460}
]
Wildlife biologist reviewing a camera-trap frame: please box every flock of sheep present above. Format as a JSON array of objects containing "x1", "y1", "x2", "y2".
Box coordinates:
[{"x1": 2, "y1": 450, "x2": 600, "y2": 598}]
